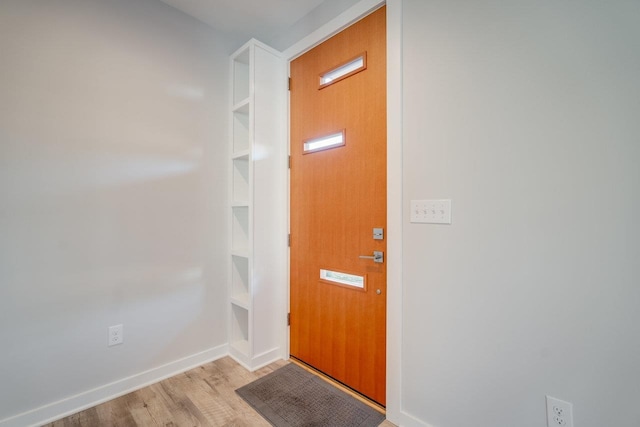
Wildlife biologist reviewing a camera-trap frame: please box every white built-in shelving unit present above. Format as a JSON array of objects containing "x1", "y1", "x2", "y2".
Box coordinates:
[{"x1": 229, "y1": 39, "x2": 287, "y2": 370}]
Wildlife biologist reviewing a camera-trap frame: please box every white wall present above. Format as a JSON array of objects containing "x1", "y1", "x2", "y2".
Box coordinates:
[
  {"x1": 269, "y1": 0, "x2": 361, "y2": 51},
  {"x1": 0, "y1": 0, "x2": 231, "y2": 424},
  {"x1": 401, "y1": 1, "x2": 640, "y2": 426}
]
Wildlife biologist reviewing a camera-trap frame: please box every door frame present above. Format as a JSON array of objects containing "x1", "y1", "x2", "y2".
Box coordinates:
[{"x1": 283, "y1": 0, "x2": 403, "y2": 423}]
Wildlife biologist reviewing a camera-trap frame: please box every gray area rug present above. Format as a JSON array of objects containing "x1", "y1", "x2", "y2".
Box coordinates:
[{"x1": 236, "y1": 363, "x2": 385, "y2": 427}]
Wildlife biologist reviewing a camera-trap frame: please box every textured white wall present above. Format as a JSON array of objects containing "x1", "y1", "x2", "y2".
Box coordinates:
[
  {"x1": 0, "y1": 0, "x2": 231, "y2": 422},
  {"x1": 401, "y1": 0, "x2": 640, "y2": 426}
]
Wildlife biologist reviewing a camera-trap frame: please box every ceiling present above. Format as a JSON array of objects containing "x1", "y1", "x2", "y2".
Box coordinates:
[{"x1": 158, "y1": 0, "x2": 329, "y2": 47}]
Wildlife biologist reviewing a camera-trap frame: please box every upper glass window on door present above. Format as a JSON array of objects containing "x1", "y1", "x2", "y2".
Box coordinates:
[{"x1": 319, "y1": 53, "x2": 367, "y2": 88}]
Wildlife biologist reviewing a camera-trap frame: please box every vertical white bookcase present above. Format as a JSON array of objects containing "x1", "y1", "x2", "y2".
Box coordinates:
[{"x1": 229, "y1": 39, "x2": 287, "y2": 370}]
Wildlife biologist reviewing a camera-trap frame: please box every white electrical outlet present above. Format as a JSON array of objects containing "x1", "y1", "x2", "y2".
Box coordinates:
[
  {"x1": 108, "y1": 324, "x2": 123, "y2": 346},
  {"x1": 410, "y1": 199, "x2": 452, "y2": 224},
  {"x1": 546, "y1": 396, "x2": 573, "y2": 427}
]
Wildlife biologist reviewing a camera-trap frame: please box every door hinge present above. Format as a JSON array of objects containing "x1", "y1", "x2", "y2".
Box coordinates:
[
  {"x1": 288, "y1": 233, "x2": 291, "y2": 247},
  {"x1": 288, "y1": 155, "x2": 291, "y2": 169},
  {"x1": 288, "y1": 77, "x2": 291, "y2": 91},
  {"x1": 287, "y1": 313, "x2": 291, "y2": 326}
]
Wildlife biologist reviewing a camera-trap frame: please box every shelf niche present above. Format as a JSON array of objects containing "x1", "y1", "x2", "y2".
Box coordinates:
[{"x1": 228, "y1": 39, "x2": 287, "y2": 371}]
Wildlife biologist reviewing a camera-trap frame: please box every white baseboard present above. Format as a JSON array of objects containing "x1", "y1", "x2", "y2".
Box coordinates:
[
  {"x1": 397, "y1": 410, "x2": 436, "y2": 427},
  {"x1": 0, "y1": 344, "x2": 229, "y2": 427},
  {"x1": 228, "y1": 346, "x2": 284, "y2": 372},
  {"x1": 250, "y1": 347, "x2": 284, "y2": 371}
]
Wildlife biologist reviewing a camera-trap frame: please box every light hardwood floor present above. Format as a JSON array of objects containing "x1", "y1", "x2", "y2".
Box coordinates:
[{"x1": 45, "y1": 356, "x2": 396, "y2": 427}]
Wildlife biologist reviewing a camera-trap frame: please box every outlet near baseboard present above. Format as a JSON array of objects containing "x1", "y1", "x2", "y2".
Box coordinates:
[
  {"x1": 546, "y1": 396, "x2": 573, "y2": 427},
  {"x1": 108, "y1": 324, "x2": 123, "y2": 346}
]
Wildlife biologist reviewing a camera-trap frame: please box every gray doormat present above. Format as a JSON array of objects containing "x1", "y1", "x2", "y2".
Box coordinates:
[{"x1": 236, "y1": 363, "x2": 385, "y2": 427}]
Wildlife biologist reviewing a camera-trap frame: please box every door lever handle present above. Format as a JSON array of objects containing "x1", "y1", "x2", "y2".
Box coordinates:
[{"x1": 359, "y1": 251, "x2": 384, "y2": 263}]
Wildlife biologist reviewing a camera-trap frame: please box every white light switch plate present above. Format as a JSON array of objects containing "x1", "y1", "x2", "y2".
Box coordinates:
[{"x1": 410, "y1": 199, "x2": 451, "y2": 224}]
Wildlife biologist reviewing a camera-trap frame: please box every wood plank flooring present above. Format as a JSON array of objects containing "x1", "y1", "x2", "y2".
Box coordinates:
[{"x1": 44, "y1": 356, "x2": 396, "y2": 427}]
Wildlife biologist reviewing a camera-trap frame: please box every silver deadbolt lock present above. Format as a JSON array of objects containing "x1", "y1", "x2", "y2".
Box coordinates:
[{"x1": 373, "y1": 227, "x2": 384, "y2": 240}]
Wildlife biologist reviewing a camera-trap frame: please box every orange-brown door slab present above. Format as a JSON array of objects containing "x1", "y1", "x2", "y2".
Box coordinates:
[{"x1": 290, "y1": 6, "x2": 387, "y2": 405}]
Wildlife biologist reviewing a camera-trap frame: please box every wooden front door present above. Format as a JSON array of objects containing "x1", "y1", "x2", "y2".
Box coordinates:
[{"x1": 289, "y1": 6, "x2": 387, "y2": 405}]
